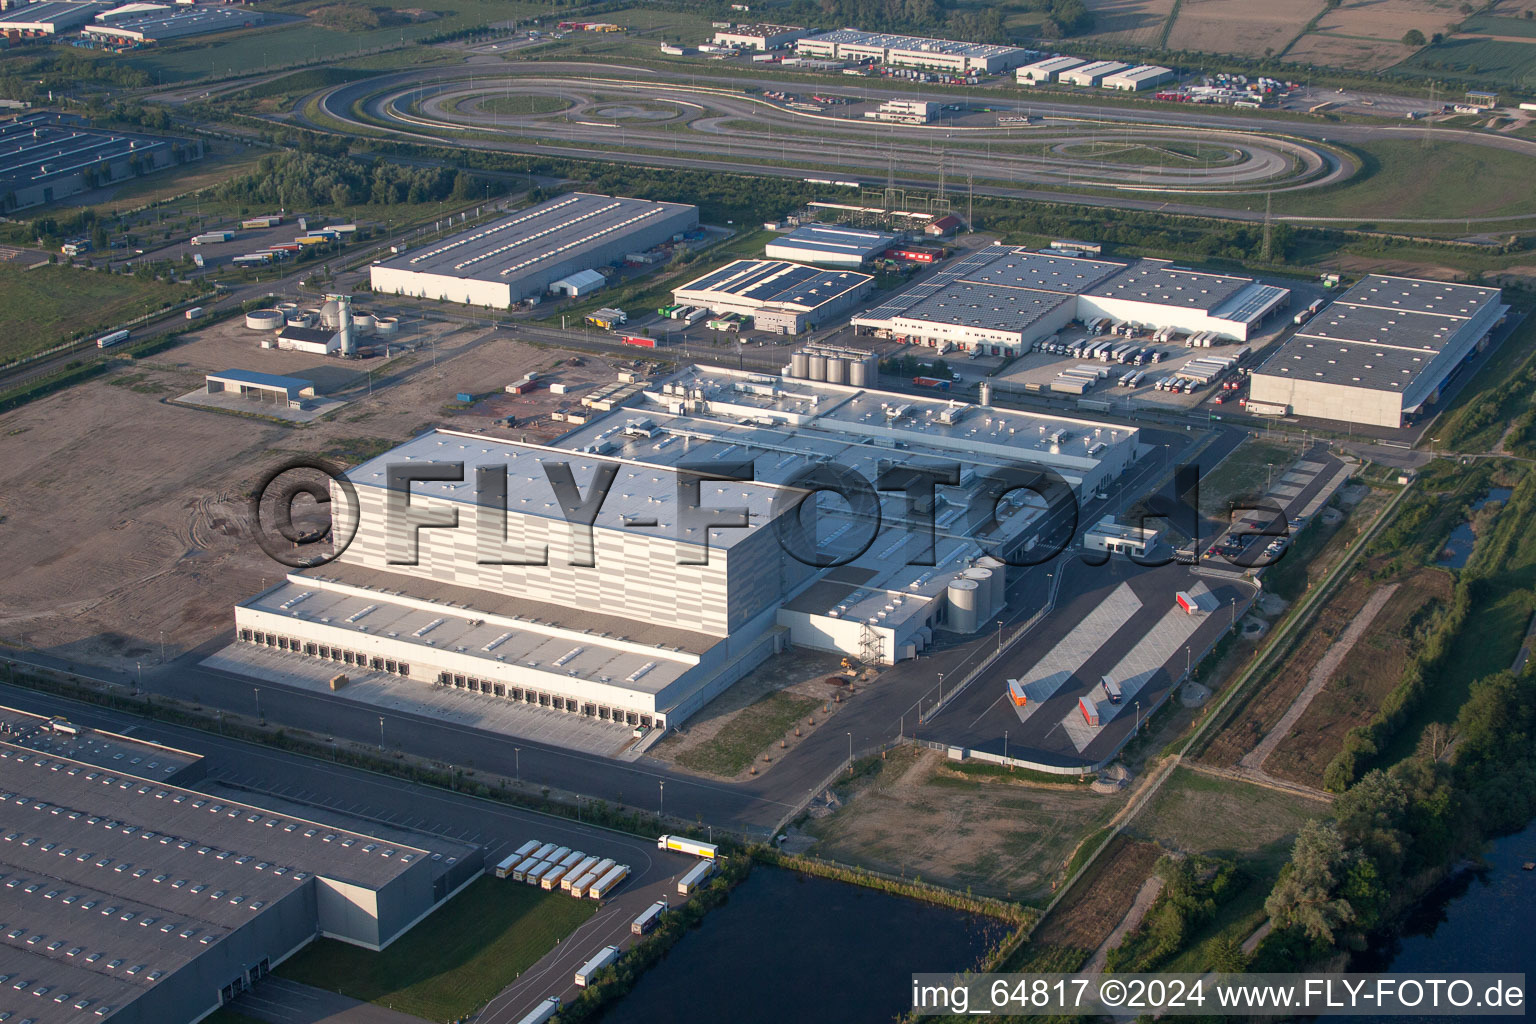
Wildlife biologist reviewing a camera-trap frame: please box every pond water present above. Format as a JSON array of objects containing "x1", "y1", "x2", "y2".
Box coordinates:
[
  {"x1": 601, "y1": 866, "x2": 1007, "y2": 1024},
  {"x1": 1434, "y1": 486, "x2": 1512, "y2": 569}
]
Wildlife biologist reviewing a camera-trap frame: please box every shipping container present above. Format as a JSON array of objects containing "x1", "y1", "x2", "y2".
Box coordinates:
[
  {"x1": 676, "y1": 859, "x2": 714, "y2": 895},
  {"x1": 588, "y1": 864, "x2": 630, "y2": 899},
  {"x1": 494, "y1": 852, "x2": 522, "y2": 879},
  {"x1": 912, "y1": 376, "x2": 951, "y2": 390},
  {"x1": 563, "y1": 856, "x2": 600, "y2": 890},
  {"x1": 512, "y1": 840, "x2": 540, "y2": 860},
  {"x1": 540, "y1": 865, "x2": 570, "y2": 890},
  {"x1": 185, "y1": 307, "x2": 205, "y2": 320},
  {"x1": 657, "y1": 835, "x2": 719, "y2": 859},
  {"x1": 516, "y1": 997, "x2": 560, "y2": 1024},
  {"x1": 96, "y1": 329, "x2": 130, "y2": 349},
  {"x1": 1079, "y1": 696, "x2": 1100, "y2": 726},
  {"x1": 191, "y1": 231, "x2": 233, "y2": 245},
  {"x1": 632, "y1": 900, "x2": 667, "y2": 935},
  {"x1": 1007, "y1": 678, "x2": 1027, "y2": 707},
  {"x1": 574, "y1": 945, "x2": 621, "y2": 987},
  {"x1": 511, "y1": 856, "x2": 541, "y2": 881},
  {"x1": 621, "y1": 335, "x2": 657, "y2": 348},
  {"x1": 1175, "y1": 592, "x2": 1195, "y2": 614},
  {"x1": 525, "y1": 862, "x2": 554, "y2": 886},
  {"x1": 559, "y1": 850, "x2": 586, "y2": 869},
  {"x1": 683, "y1": 307, "x2": 707, "y2": 323},
  {"x1": 531, "y1": 843, "x2": 558, "y2": 862},
  {"x1": 1103, "y1": 677, "x2": 1123, "y2": 704}
]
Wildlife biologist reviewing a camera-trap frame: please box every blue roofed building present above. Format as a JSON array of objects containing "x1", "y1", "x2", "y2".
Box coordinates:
[
  {"x1": 671, "y1": 259, "x2": 875, "y2": 334},
  {"x1": 764, "y1": 224, "x2": 898, "y2": 267}
]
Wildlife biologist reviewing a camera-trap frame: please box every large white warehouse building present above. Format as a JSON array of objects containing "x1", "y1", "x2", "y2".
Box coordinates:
[
  {"x1": 852, "y1": 245, "x2": 1290, "y2": 355},
  {"x1": 1249, "y1": 275, "x2": 1507, "y2": 428},
  {"x1": 368, "y1": 193, "x2": 697, "y2": 308},
  {"x1": 671, "y1": 259, "x2": 875, "y2": 334},
  {"x1": 234, "y1": 366, "x2": 1141, "y2": 733}
]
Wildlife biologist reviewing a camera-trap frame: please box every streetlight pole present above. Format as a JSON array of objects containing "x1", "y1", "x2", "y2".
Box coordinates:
[
  {"x1": 1134, "y1": 700, "x2": 1141, "y2": 734},
  {"x1": 378, "y1": 715, "x2": 385, "y2": 750},
  {"x1": 658, "y1": 780, "x2": 665, "y2": 818},
  {"x1": 996, "y1": 620, "x2": 1004, "y2": 653},
  {"x1": 514, "y1": 747, "x2": 520, "y2": 782},
  {"x1": 1004, "y1": 729, "x2": 1009, "y2": 764},
  {"x1": 253, "y1": 687, "x2": 261, "y2": 722},
  {"x1": 846, "y1": 731, "x2": 853, "y2": 775},
  {"x1": 937, "y1": 672, "x2": 944, "y2": 708}
]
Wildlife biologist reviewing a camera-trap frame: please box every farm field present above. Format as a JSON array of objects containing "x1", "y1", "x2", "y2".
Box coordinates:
[
  {"x1": 0, "y1": 263, "x2": 199, "y2": 364},
  {"x1": 1080, "y1": 0, "x2": 1177, "y2": 47},
  {"x1": 277, "y1": 877, "x2": 596, "y2": 1021},
  {"x1": 1280, "y1": 0, "x2": 1464, "y2": 69},
  {"x1": 804, "y1": 747, "x2": 1123, "y2": 901},
  {"x1": 1165, "y1": 0, "x2": 1318, "y2": 57},
  {"x1": 1457, "y1": 14, "x2": 1536, "y2": 37},
  {"x1": 1394, "y1": 35, "x2": 1536, "y2": 88}
]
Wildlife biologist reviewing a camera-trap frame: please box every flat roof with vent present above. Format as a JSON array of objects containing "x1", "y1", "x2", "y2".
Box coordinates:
[
  {"x1": 1083, "y1": 259, "x2": 1250, "y2": 310},
  {"x1": 1253, "y1": 274, "x2": 1505, "y2": 403}
]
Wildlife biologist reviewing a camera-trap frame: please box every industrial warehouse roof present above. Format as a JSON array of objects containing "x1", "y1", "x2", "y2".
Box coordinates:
[
  {"x1": 249, "y1": 575, "x2": 699, "y2": 696},
  {"x1": 853, "y1": 246, "x2": 1125, "y2": 335},
  {"x1": 1083, "y1": 259, "x2": 1250, "y2": 310},
  {"x1": 0, "y1": 724, "x2": 432, "y2": 1021},
  {"x1": 206, "y1": 369, "x2": 315, "y2": 399},
  {"x1": 81, "y1": 5, "x2": 263, "y2": 40},
  {"x1": 1017, "y1": 55, "x2": 1086, "y2": 76},
  {"x1": 0, "y1": 114, "x2": 172, "y2": 195},
  {"x1": 343, "y1": 429, "x2": 794, "y2": 550},
  {"x1": 1254, "y1": 275, "x2": 1505, "y2": 400},
  {"x1": 673, "y1": 259, "x2": 873, "y2": 312},
  {"x1": 0, "y1": 0, "x2": 106, "y2": 29},
  {"x1": 798, "y1": 27, "x2": 1027, "y2": 59},
  {"x1": 764, "y1": 224, "x2": 897, "y2": 262},
  {"x1": 372, "y1": 193, "x2": 696, "y2": 284},
  {"x1": 1101, "y1": 64, "x2": 1174, "y2": 85}
]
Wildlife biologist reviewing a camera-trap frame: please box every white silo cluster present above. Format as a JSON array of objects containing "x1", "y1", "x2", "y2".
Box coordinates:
[
  {"x1": 944, "y1": 555, "x2": 1007, "y2": 634},
  {"x1": 784, "y1": 344, "x2": 878, "y2": 388}
]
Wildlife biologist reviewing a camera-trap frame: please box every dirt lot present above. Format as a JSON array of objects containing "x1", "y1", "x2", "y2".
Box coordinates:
[
  {"x1": 1030, "y1": 834, "x2": 1163, "y2": 950},
  {"x1": 1166, "y1": 0, "x2": 1318, "y2": 57},
  {"x1": 1198, "y1": 575, "x2": 1375, "y2": 768},
  {"x1": 1081, "y1": 0, "x2": 1176, "y2": 46},
  {"x1": 650, "y1": 646, "x2": 854, "y2": 779},
  {"x1": 804, "y1": 747, "x2": 1123, "y2": 900},
  {"x1": 1265, "y1": 569, "x2": 1451, "y2": 786},
  {"x1": 0, "y1": 316, "x2": 627, "y2": 670},
  {"x1": 1129, "y1": 766, "x2": 1324, "y2": 867}
]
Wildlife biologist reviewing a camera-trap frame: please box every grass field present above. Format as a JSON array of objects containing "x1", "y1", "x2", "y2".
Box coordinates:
[
  {"x1": 1197, "y1": 439, "x2": 1295, "y2": 523},
  {"x1": 805, "y1": 748, "x2": 1120, "y2": 901},
  {"x1": 675, "y1": 691, "x2": 819, "y2": 776},
  {"x1": 1429, "y1": 313, "x2": 1536, "y2": 453},
  {"x1": 1457, "y1": 14, "x2": 1536, "y2": 37},
  {"x1": 1394, "y1": 35, "x2": 1536, "y2": 87},
  {"x1": 479, "y1": 94, "x2": 574, "y2": 115},
  {"x1": 1268, "y1": 139, "x2": 1536, "y2": 222},
  {"x1": 0, "y1": 264, "x2": 198, "y2": 364},
  {"x1": 276, "y1": 877, "x2": 596, "y2": 1021},
  {"x1": 108, "y1": 0, "x2": 548, "y2": 83},
  {"x1": 1130, "y1": 767, "x2": 1323, "y2": 867}
]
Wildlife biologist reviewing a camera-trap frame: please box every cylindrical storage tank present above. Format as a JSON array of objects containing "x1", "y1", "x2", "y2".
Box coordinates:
[
  {"x1": 246, "y1": 309, "x2": 283, "y2": 330},
  {"x1": 791, "y1": 351, "x2": 810, "y2": 378},
  {"x1": 947, "y1": 578, "x2": 979, "y2": 635},
  {"x1": 808, "y1": 354, "x2": 828, "y2": 381},
  {"x1": 964, "y1": 567, "x2": 994, "y2": 618},
  {"x1": 374, "y1": 316, "x2": 400, "y2": 336},
  {"x1": 352, "y1": 312, "x2": 376, "y2": 334},
  {"x1": 275, "y1": 301, "x2": 299, "y2": 313},
  {"x1": 978, "y1": 381, "x2": 993, "y2": 406},
  {"x1": 318, "y1": 299, "x2": 342, "y2": 330},
  {"x1": 826, "y1": 356, "x2": 847, "y2": 385},
  {"x1": 976, "y1": 555, "x2": 1007, "y2": 609},
  {"x1": 285, "y1": 312, "x2": 312, "y2": 328},
  {"x1": 848, "y1": 358, "x2": 869, "y2": 388}
]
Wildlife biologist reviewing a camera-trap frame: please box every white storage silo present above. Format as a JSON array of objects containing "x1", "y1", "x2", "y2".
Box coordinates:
[
  {"x1": 976, "y1": 555, "x2": 1007, "y2": 609},
  {"x1": 849, "y1": 358, "x2": 870, "y2": 388},
  {"x1": 827, "y1": 357, "x2": 848, "y2": 385},
  {"x1": 808, "y1": 354, "x2": 828, "y2": 381},
  {"x1": 791, "y1": 351, "x2": 810, "y2": 378},
  {"x1": 947, "y1": 578, "x2": 980, "y2": 634},
  {"x1": 978, "y1": 381, "x2": 993, "y2": 406},
  {"x1": 245, "y1": 309, "x2": 283, "y2": 330},
  {"x1": 964, "y1": 567, "x2": 994, "y2": 617},
  {"x1": 374, "y1": 316, "x2": 400, "y2": 336}
]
